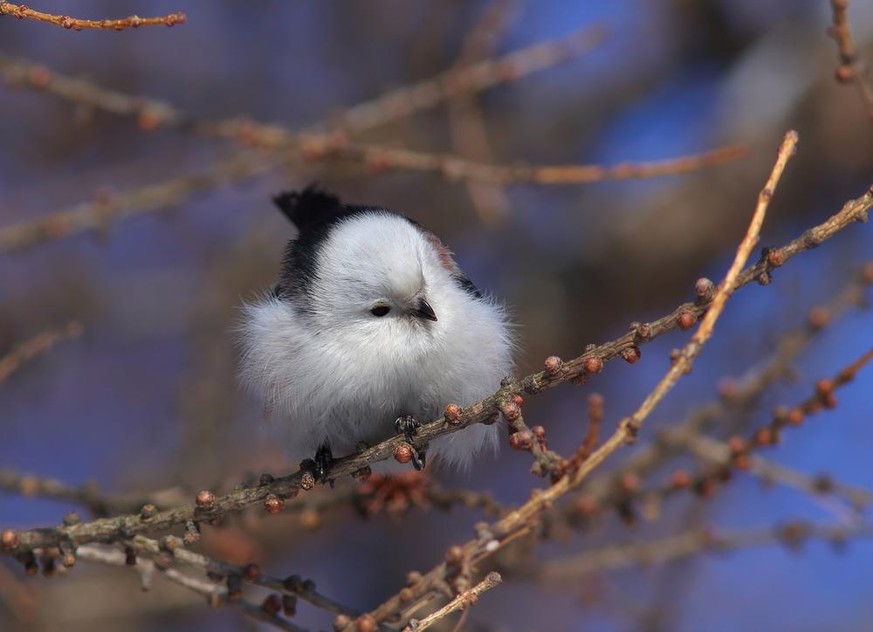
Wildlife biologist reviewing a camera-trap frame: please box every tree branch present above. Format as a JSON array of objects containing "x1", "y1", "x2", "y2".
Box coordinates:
[
  {"x1": 2, "y1": 175, "x2": 870, "y2": 559},
  {"x1": 539, "y1": 520, "x2": 873, "y2": 581},
  {"x1": 402, "y1": 572, "x2": 501, "y2": 632},
  {"x1": 828, "y1": 0, "x2": 873, "y2": 121},
  {"x1": 0, "y1": 321, "x2": 82, "y2": 387},
  {"x1": 0, "y1": 3, "x2": 184, "y2": 31}
]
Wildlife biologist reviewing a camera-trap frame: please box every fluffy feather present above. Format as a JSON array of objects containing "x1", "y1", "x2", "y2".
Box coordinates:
[{"x1": 239, "y1": 196, "x2": 513, "y2": 471}]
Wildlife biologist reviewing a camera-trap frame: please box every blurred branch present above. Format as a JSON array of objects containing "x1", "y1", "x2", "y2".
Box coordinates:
[
  {"x1": 0, "y1": 24, "x2": 603, "y2": 134},
  {"x1": 0, "y1": 142, "x2": 747, "y2": 253},
  {"x1": 127, "y1": 534, "x2": 358, "y2": 618},
  {"x1": 216, "y1": 125, "x2": 749, "y2": 185},
  {"x1": 539, "y1": 520, "x2": 873, "y2": 581},
  {"x1": 0, "y1": 3, "x2": 185, "y2": 30},
  {"x1": 75, "y1": 545, "x2": 306, "y2": 632},
  {"x1": 0, "y1": 53, "x2": 186, "y2": 127},
  {"x1": 828, "y1": 0, "x2": 873, "y2": 121},
  {"x1": 3, "y1": 173, "x2": 871, "y2": 558},
  {"x1": 0, "y1": 152, "x2": 273, "y2": 253},
  {"x1": 0, "y1": 321, "x2": 82, "y2": 387},
  {"x1": 327, "y1": 23, "x2": 605, "y2": 133},
  {"x1": 0, "y1": 473, "x2": 117, "y2": 518},
  {"x1": 447, "y1": 0, "x2": 520, "y2": 227},
  {"x1": 0, "y1": 24, "x2": 744, "y2": 255}
]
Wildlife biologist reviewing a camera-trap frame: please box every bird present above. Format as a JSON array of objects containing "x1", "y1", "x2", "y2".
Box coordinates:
[{"x1": 238, "y1": 187, "x2": 513, "y2": 479}]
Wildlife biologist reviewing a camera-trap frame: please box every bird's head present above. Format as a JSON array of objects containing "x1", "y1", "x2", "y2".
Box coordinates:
[{"x1": 305, "y1": 212, "x2": 446, "y2": 342}]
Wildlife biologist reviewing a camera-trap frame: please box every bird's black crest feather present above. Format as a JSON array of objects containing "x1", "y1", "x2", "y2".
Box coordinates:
[
  {"x1": 272, "y1": 186, "x2": 347, "y2": 232},
  {"x1": 273, "y1": 186, "x2": 370, "y2": 303}
]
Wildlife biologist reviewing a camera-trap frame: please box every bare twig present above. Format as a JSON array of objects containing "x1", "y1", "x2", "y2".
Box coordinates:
[
  {"x1": 0, "y1": 24, "x2": 600, "y2": 136},
  {"x1": 578, "y1": 393, "x2": 604, "y2": 462},
  {"x1": 447, "y1": 0, "x2": 520, "y2": 226},
  {"x1": 75, "y1": 545, "x2": 307, "y2": 632},
  {"x1": 127, "y1": 535, "x2": 358, "y2": 618},
  {"x1": 0, "y1": 472, "x2": 116, "y2": 518},
  {"x1": 0, "y1": 142, "x2": 747, "y2": 253},
  {"x1": 403, "y1": 572, "x2": 501, "y2": 632},
  {"x1": 320, "y1": 24, "x2": 605, "y2": 133},
  {"x1": 675, "y1": 431, "x2": 873, "y2": 511},
  {"x1": 0, "y1": 321, "x2": 82, "y2": 387},
  {"x1": 213, "y1": 125, "x2": 749, "y2": 186},
  {"x1": 539, "y1": 520, "x2": 873, "y2": 580},
  {"x1": 0, "y1": 31, "x2": 745, "y2": 253},
  {"x1": 503, "y1": 405, "x2": 567, "y2": 479},
  {"x1": 0, "y1": 3, "x2": 185, "y2": 30},
  {"x1": 0, "y1": 152, "x2": 273, "y2": 253},
  {"x1": 828, "y1": 0, "x2": 873, "y2": 121}
]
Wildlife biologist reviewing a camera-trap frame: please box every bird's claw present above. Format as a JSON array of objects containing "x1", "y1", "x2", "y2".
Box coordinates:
[
  {"x1": 312, "y1": 443, "x2": 335, "y2": 486},
  {"x1": 394, "y1": 415, "x2": 427, "y2": 471},
  {"x1": 394, "y1": 415, "x2": 421, "y2": 441}
]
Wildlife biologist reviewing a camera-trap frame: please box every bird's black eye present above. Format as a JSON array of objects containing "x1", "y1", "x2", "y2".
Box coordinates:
[{"x1": 370, "y1": 305, "x2": 391, "y2": 317}]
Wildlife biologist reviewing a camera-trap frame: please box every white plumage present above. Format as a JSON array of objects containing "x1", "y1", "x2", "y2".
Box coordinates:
[{"x1": 238, "y1": 189, "x2": 512, "y2": 471}]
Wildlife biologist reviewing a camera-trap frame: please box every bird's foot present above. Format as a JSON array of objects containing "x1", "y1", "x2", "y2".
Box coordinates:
[
  {"x1": 394, "y1": 415, "x2": 427, "y2": 471},
  {"x1": 394, "y1": 415, "x2": 421, "y2": 442},
  {"x1": 312, "y1": 443, "x2": 335, "y2": 486}
]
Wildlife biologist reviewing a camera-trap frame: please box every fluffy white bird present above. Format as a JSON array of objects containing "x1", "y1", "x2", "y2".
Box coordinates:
[{"x1": 238, "y1": 187, "x2": 512, "y2": 477}]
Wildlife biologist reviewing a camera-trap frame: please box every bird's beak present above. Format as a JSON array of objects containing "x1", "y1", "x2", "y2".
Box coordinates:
[{"x1": 413, "y1": 297, "x2": 438, "y2": 322}]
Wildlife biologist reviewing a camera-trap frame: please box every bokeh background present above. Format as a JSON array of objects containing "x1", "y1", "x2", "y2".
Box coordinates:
[{"x1": 1, "y1": 1, "x2": 872, "y2": 631}]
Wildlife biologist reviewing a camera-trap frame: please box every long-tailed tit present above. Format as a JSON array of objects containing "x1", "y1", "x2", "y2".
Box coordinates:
[{"x1": 239, "y1": 187, "x2": 512, "y2": 478}]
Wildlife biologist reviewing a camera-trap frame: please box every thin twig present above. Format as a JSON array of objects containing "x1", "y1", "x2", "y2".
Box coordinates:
[
  {"x1": 0, "y1": 24, "x2": 601, "y2": 135},
  {"x1": 75, "y1": 545, "x2": 307, "y2": 632},
  {"x1": 213, "y1": 125, "x2": 749, "y2": 186},
  {"x1": 403, "y1": 572, "x2": 502, "y2": 632},
  {"x1": 319, "y1": 24, "x2": 605, "y2": 133},
  {"x1": 0, "y1": 321, "x2": 82, "y2": 387},
  {"x1": 0, "y1": 3, "x2": 185, "y2": 30},
  {"x1": 828, "y1": 0, "x2": 873, "y2": 121},
  {"x1": 539, "y1": 520, "x2": 873, "y2": 580},
  {"x1": 0, "y1": 142, "x2": 747, "y2": 253},
  {"x1": 128, "y1": 535, "x2": 358, "y2": 617},
  {"x1": 447, "y1": 0, "x2": 519, "y2": 226},
  {"x1": 0, "y1": 152, "x2": 273, "y2": 253}
]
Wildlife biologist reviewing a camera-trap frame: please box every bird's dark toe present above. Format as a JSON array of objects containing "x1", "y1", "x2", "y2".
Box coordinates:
[
  {"x1": 394, "y1": 415, "x2": 421, "y2": 442},
  {"x1": 313, "y1": 443, "x2": 335, "y2": 485}
]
